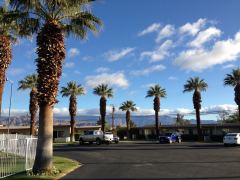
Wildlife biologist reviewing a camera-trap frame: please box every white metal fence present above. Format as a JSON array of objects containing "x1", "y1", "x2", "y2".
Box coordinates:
[{"x1": 0, "y1": 134, "x2": 37, "y2": 179}]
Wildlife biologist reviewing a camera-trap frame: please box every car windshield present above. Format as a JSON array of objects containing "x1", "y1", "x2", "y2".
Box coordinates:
[
  {"x1": 105, "y1": 132, "x2": 112, "y2": 134},
  {"x1": 226, "y1": 133, "x2": 238, "y2": 136},
  {"x1": 164, "y1": 133, "x2": 172, "y2": 136}
]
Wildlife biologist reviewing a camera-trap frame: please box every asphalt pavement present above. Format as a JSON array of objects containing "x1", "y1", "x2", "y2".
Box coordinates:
[{"x1": 54, "y1": 142, "x2": 240, "y2": 179}]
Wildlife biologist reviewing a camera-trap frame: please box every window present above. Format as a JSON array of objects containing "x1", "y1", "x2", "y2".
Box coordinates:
[
  {"x1": 189, "y1": 129, "x2": 193, "y2": 135},
  {"x1": 88, "y1": 131, "x2": 94, "y2": 135},
  {"x1": 57, "y1": 131, "x2": 64, "y2": 138}
]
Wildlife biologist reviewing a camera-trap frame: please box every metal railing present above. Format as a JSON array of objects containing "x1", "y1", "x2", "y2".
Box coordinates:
[{"x1": 0, "y1": 134, "x2": 37, "y2": 179}]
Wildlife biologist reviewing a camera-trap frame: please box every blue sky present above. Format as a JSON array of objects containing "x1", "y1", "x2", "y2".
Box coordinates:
[{"x1": 1, "y1": 0, "x2": 240, "y2": 120}]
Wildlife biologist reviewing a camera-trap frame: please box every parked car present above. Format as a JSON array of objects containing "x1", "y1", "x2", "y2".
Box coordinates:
[
  {"x1": 223, "y1": 133, "x2": 240, "y2": 146},
  {"x1": 79, "y1": 130, "x2": 113, "y2": 145},
  {"x1": 159, "y1": 132, "x2": 181, "y2": 144},
  {"x1": 113, "y1": 135, "x2": 120, "y2": 143}
]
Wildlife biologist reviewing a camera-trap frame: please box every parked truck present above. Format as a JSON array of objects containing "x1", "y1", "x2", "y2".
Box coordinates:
[{"x1": 79, "y1": 130, "x2": 113, "y2": 145}]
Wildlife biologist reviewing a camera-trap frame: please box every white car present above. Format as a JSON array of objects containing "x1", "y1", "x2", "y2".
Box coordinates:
[
  {"x1": 223, "y1": 133, "x2": 240, "y2": 146},
  {"x1": 79, "y1": 130, "x2": 113, "y2": 145}
]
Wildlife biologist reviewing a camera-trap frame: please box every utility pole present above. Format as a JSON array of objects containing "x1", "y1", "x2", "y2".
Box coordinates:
[
  {"x1": 6, "y1": 78, "x2": 13, "y2": 134},
  {"x1": 111, "y1": 104, "x2": 115, "y2": 131}
]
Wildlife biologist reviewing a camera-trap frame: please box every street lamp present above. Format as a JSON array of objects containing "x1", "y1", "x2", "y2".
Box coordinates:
[{"x1": 6, "y1": 78, "x2": 13, "y2": 135}]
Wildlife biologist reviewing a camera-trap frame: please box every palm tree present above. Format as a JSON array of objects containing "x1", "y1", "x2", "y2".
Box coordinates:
[
  {"x1": 9, "y1": 0, "x2": 102, "y2": 173},
  {"x1": 224, "y1": 68, "x2": 240, "y2": 120},
  {"x1": 0, "y1": 6, "x2": 22, "y2": 116},
  {"x1": 146, "y1": 85, "x2": 166, "y2": 139},
  {"x1": 18, "y1": 74, "x2": 38, "y2": 136},
  {"x1": 61, "y1": 81, "x2": 85, "y2": 142},
  {"x1": 119, "y1": 101, "x2": 137, "y2": 139},
  {"x1": 183, "y1": 77, "x2": 208, "y2": 141},
  {"x1": 93, "y1": 84, "x2": 113, "y2": 132}
]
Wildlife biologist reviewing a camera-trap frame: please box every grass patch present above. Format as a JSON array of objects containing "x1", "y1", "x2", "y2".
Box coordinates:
[{"x1": 6, "y1": 156, "x2": 80, "y2": 180}]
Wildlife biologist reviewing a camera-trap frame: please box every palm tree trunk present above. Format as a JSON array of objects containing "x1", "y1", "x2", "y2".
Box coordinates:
[
  {"x1": 0, "y1": 35, "x2": 12, "y2": 117},
  {"x1": 70, "y1": 115, "x2": 75, "y2": 142},
  {"x1": 29, "y1": 89, "x2": 38, "y2": 136},
  {"x1": 33, "y1": 104, "x2": 53, "y2": 173},
  {"x1": 0, "y1": 81, "x2": 5, "y2": 117},
  {"x1": 100, "y1": 97, "x2": 106, "y2": 132},
  {"x1": 155, "y1": 110, "x2": 159, "y2": 140},
  {"x1": 154, "y1": 97, "x2": 160, "y2": 140},
  {"x1": 238, "y1": 105, "x2": 240, "y2": 122},
  {"x1": 126, "y1": 110, "x2": 130, "y2": 139},
  {"x1": 30, "y1": 115, "x2": 36, "y2": 136},
  {"x1": 69, "y1": 95, "x2": 76, "y2": 142},
  {"x1": 195, "y1": 108, "x2": 202, "y2": 141},
  {"x1": 33, "y1": 21, "x2": 65, "y2": 173}
]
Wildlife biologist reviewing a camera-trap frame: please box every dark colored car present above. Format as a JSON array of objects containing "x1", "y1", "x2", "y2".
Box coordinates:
[{"x1": 159, "y1": 132, "x2": 181, "y2": 144}]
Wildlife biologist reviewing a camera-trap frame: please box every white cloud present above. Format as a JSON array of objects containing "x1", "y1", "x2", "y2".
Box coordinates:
[
  {"x1": 141, "y1": 83, "x2": 157, "y2": 88},
  {"x1": 189, "y1": 27, "x2": 221, "y2": 48},
  {"x1": 8, "y1": 68, "x2": 25, "y2": 76},
  {"x1": 64, "y1": 62, "x2": 75, "y2": 68},
  {"x1": 138, "y1": 23, "x2": 161, "y2": 36},
  {"x1": 141, "y1": 40, "x2": 173, "y2": 62},
  {"x1": 68, "y1": 48, "x2": 80, "y2": 58},
  {"x1": 130, "y1": 64, "x2": 166, "y2": 76},
  {"x1": 3, "y1": 104, "x2": 238, "y2": 117},
  {"x1": 168, "y1": 76, "x2": 177, "y2": 80},
  {"x1": 74, "y1": 70, "x2": 81, "y2": 75},
  {"x1": 85, "y1": 72, "x2": 129, "y2": 88},
  {"x1": 174, "y1": 32, "x2": 240, "y2": 71},
  {"x1": 156, "y1": 24, "x2": 175, "y2": 43},
  {"x1": 222, "y1": 64, "x2": 236, "y2": 69},
  {"x1": 82, "y1": 56, "x2": 93, "y2": 61},
  {"x1": 105, "y1": 47, "x2": 135, "y2": 62},
  {"x1": 179, "y1": 18, "x2": 207, "y2": 36},
  {"x1": 175, "y1": 108, "x2": 193, "y2": 115},
  {"x1": 96, "y1": 67, "x2": 110, "y2": 73},
  {"x1": 1, "y1": 109, "x2": 28, "y2": 116},
  {"x1": 201, "y1": 104, "x2": 238, "y2": 113}
]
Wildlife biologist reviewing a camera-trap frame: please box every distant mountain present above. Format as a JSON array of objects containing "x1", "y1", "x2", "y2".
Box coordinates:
[{"x1": 0, "y1": 114, "x2": 217, "y2": 127}]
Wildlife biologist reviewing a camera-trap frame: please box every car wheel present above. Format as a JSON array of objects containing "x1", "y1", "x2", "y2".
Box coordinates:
[
  {"x1": 96, "y1": 138, "x2": 102, "y2": 145},
  {"x1": 115, "y1": 140, "x2": 119, "y2": 144},
  {"x1": 79, "y1": 139, "x2": 84, "y2": 145}
]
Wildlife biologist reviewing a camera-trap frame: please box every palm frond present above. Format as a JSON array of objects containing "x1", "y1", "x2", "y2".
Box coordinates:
[
  {"x1": 183, "y1": 77, "x2": 208, "y2": 93},
  {"x1": 224, "y1": 68, "x2": 240, "y2": 87},
  {"x1": 119, "y1": 101, "x2": 137, "y2": 112},
  {"x1": 146, "y1": 84, "x2": 167, "y2": 98},
  {"x1": 60, "y1": 81, "x2": 85, "y2": 97},
  {"x1": 93, "y1": 84, "x2": 113, "y2": 98},
  {"x1": 18, "y1": 74, "x2": 38, "y2": 90}
]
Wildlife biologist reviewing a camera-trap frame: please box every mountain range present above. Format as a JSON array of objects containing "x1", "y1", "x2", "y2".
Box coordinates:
[{"x1": 0, "y1": 114, "x2": 217, "y2": 127}]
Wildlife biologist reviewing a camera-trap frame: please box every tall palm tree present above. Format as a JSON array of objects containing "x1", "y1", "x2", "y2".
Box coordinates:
[
  {"x1": 9, "y1": 0, "x2": 102, "y2": 173},
  {"x1": 224, "y1": 68, "x2": 240, "y2": 120},
  {"x1": 0, "y1": 6, "x2": 20, "y2": 116},
  {"x1": 61, "y1": 81, "x2": 85, "y2": 142},
  {"x1": 18, "y1": 74, "x2": 38, "y2": 136},
  {"x1": 119, "y1": 101, "x2": 137, "y2": 139},
  {"x1": 146, "y1": 85, "x2": 166, "y2": 139},
  {"x1": 93, "y1": 84, "x2": 113, "y2": 132},
  {"x1": 183, "y1": 77, "x2": 208, "y2": 141}
]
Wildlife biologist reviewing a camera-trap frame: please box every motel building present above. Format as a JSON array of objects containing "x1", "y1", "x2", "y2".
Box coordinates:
[
  {"x1": 0, "y1": 124, "x2": 101, "y2": 142},
  {"x1": 0, "y1": 123, "x2": 240, "y2": 142}
]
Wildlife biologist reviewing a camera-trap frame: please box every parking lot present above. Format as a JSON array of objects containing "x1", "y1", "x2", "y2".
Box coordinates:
[{"x1": 54, "y1": 142, "x2": 240, "y2": 179}]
